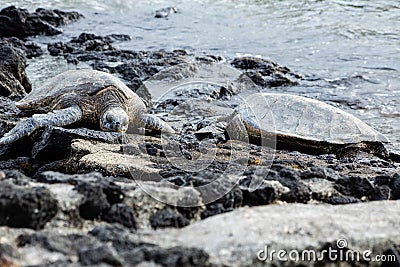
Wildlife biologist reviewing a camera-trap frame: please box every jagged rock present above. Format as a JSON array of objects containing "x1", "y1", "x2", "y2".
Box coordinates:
[
  {"x1": 0, "y1": 180, "x2": 58, "y2": 229},
  {"x1": 34, "y1": 8, "x2": 83, "y2": 27},
  {"x1": 74, "y1": 182, "x2": 112, "y2": 220},
  {"x1": 47, "y1": 33, "x2": 131, "y2": 58},
  {"x1": 239, "y1": 178, "x2": 288, "y2": 206},
  {"x1": 101, "y1": 203, "x2": 137, "y2": 229},
  {"x1": 0, "y1": 6, "x2": 83, "y2": 38},
  {"x1": 0, "y1": 45, "x2": 31, "y2": 97},
  {"x1": 334, "y1": 176, "x2": 389, "y2": 201},
  {"x1": 0, "y1": 37, "x2": 42, "y2": 58},
  {"x1": 231, "y1": 56, "x2": 301, "y2": 87},
  {"x1": 149, "y1": 207, "x2": 190, "y2": 229}
]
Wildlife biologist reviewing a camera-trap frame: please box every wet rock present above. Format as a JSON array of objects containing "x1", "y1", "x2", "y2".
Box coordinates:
[
  {"x1": 0, "y1": 37, "x2": 42, "y2": 58},
  {"x1": 0, "y1": 6, "x2": 83, "y2": 38},
  {"x1": 231, "y1": 56, "x2": 301, "y2": 87},
  {"x1": 155, "y1": 7, "x2": 178, "y2": 18},
  {"x1": 0, "y1": 44, "x2": 31, "y2": 97},
  {"x1": 34, "y1": 7, "x2": 83, "y2": 28},
  {"x1": 149, "y1": 207, "x2": 190, "y2": 229},
  {"x1": 0, "y1": 181, "x2": 58, "y2": 229},
  {"x1": 48, "y1": 32, "x2": 131, "y2": 59},
  {"x1": 195, "y1": 54, "x2": 225, "y2": 63}
]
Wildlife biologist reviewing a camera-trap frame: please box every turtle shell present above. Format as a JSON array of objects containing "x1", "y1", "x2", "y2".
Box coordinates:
[
  {"x1": 238, "y1": 93, "x2": 389, "y2": 153},
  {"x1": 16, "y1": 69, "x2": 135, "y2": 111}
]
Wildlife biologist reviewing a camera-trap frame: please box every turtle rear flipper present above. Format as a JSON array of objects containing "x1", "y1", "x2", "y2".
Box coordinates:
[{"x1": 0, "y1": 105, "x2": 82, "y2": 145}]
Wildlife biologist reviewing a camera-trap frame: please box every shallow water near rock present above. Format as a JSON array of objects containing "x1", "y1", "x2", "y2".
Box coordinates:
[{"x1": 5, "y1": 0, "x2": 400, "y2": 151}]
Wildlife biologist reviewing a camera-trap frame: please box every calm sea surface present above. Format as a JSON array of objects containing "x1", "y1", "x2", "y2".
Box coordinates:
[{"x1": 5, "y1": 0, "x2": 400, "y2": 149}]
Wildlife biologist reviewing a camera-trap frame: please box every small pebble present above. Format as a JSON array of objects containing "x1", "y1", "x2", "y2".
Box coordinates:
[{"x1": 0, "y1": 170, "x2": 5, "y2": 179}]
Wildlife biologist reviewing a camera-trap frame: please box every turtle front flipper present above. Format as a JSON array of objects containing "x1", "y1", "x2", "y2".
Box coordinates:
[
  {"x1": 141, "y1": 114, "x2": 175, "y2": 134},
  {"x1": 0, "y1": 105, "x2": 82, "y2": 145}
]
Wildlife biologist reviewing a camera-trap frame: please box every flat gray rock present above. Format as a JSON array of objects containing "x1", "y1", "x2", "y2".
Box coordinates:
[{"x1": 143, "y1": 200, "x2": 400, "y2": 266}]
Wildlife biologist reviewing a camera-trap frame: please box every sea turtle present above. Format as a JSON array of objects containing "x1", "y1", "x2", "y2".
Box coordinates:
[
  {"x1": 227, "y1": 92, "x2": 390, "y2": 157},
  {"x1": 138, "y1": 61, "x2": 391, "y2": 158},
  {"x1": 0, "y1": 69, "x2": 174, "y2": 145}
]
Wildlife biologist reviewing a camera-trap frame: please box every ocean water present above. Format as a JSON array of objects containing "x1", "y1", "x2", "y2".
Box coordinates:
[{"x1": 4, "y1": 0, "x2": 400, "y2": 149}]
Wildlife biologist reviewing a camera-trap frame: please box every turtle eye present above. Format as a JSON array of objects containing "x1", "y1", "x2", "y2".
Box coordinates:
[{"x1": 106, "y1": 113, "x2": 114, "y2": 123}]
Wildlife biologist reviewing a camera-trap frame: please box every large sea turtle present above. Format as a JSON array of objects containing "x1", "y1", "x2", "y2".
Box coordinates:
[
  {"x1": 138, "y1": 61, "x2": 392, "y2": 158},
  {"x1": 0, "y1": 69, "x2": 174, "y2": 145},
  {"x1": 228, "y1": 92, "x2": 390, "y2": 157}
]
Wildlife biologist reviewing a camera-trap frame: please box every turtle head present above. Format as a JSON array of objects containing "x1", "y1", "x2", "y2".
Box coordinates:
[{"x1": 100, "y1": 107, "x2": 129, "y2": 132}]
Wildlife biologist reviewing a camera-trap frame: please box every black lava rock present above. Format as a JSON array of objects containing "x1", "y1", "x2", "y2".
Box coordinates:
[
  {"x1": 78, "y1": 243, "x2": 122, "y2": 266},
  {"x1": 240, "y1": 179, "x2": 277, "y2": 206},
  {"x1": 334, "y1": 176, "x2": 388, "y2": 201},
  {"x1": 0, "y1": 181, "x2": 58, "y2": 229},
  {"x1": 0, "y1": 37, "x2": 42, "y2": 58},
  {"x1": 374, "y1": 173, "x2": 400, "y2": 200},
  {"x1": 89, "y1": 224, "x2": 211, "y2": 266},
  {"x1": 231, "y1": 56, "x2": 301, "y2": 87},
  {"x1": 47, "y1": 32, "x2": 131, "y2": 58},
  {"x1": 102, "y1": 203, "x2": 137, "y2": 229},
  {"x1": 0, "y1": 44, "x2": 31, "y2": 97},
  {"x1": 270, "y1": 165, "x2": 311, "y2": 203},
  {"x1": 150, "y1": 207, "x2": 190, "y2": 229},
  {"x1": 148, "y1": 247, "x2": 210, "y2": 267},
  {"x1": 34, "y1": 7, "x2": 83, "y2": 27},
  {"x1": 74, "y1": 179, "x2": 124, "y2": 220},
  {"x1": 0, "y1": 6, "x2": 83, "y2": 38}
]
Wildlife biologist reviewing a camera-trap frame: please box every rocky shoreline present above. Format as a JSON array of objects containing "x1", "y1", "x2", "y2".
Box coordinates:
[{"x1": 0, "y1": 5, "x2": 399, "y2": 267}]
